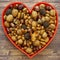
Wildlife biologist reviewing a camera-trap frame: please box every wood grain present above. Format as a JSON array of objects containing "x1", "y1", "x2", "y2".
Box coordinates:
[{"x1": 0, "y1": 0, "x2": 60, "y2": 60}]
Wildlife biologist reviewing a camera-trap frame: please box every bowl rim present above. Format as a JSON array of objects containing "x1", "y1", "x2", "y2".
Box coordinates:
[{"x1": 2, "y1": 2, "x2": 58, "y2": 58}]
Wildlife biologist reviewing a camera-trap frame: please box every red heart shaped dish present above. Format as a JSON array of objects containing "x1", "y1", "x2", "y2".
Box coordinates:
[{"x1": 2, "y1": 2, "x2": 58, "y2": 58}]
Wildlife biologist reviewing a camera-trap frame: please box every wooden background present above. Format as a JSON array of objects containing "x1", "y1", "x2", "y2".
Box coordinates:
[{"x1": 0, "y1": 0, "x2": 60, "y2": 60}]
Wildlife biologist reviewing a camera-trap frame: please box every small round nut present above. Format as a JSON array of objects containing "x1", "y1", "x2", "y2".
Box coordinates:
[
  {"x1": 12, "y1": 9, "x2": 18, "y2": 17},
  {"x1": 4, "y1": 21, "x2": 10, "y2": 27},
  {"x1": 32, "y1": 11, "x2": 38, "y2": 20},
  {"x1": 25, "y1": 47, "x2": 32, "y2": 54},
  {"x1": 45, "y1": 16, "x2": 50, "y2": 21},
  {"x1": 49, "y1": 24, "x2": 55, "y2": 30},
  {"x1": 6, "y1": 15, "x2": 13, "y2": 22},
  {"x1": 50, "y1": 10, "x2": 56, "y2": 16},
  {"x1": 40, "y1": 30, "x2": 45, "y2": 35},
  {"x1": 44, "y1": 37, "x2": 49, "y2": 42},
  {"x1": 17, "y1": 29, "x2": 22, "y2": 35},
  {"x1": 23, "y1": 8, "x2": 27, "y2": 13},
  {"x1": 42, "y1": 32, "x2": 47, "y2": 38},
  {"x1": 32, "y1": 21, "x2": 37, "y2": 27},
  {"x1": 11, "y1": 36, "x2": 17, "y2": 41},
  {"x1": 41, "y1": 17, "x2": 45, "y2": 22},
  {"x1": 17, "y1": 39, "x2": 23, "y2": 45},
  {"x1": 33, "y1": 40, "x2": 40, "y2": 46},
  {"x1": 40, "y1": 4, "x2": 45, "y2": 9}
]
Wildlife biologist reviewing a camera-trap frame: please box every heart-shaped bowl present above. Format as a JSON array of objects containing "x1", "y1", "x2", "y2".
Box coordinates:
[{"x1": 2, "y1": 2, "x2": 58, "y2": 58}]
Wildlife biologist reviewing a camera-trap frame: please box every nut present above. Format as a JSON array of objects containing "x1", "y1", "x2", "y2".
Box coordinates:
[
  {"x1": 42, "y1": 32, "x2": 47, "y2": 38},
  {"x1": 6, "y1": 15, "x2": 13, "y2": 22},
  {"x1": 32, "y1": 21, "x2": 37, "y2": 27},
  {"x1": 50, "y1": 10, "x2": 56, "y2": 16},
  {"x1": 45, "y1": 16, "x2": 50, "y2": 21},
  {"x1": 32, "y1": 11, "x2": 38, "y2": 20},
  {"x1": 40, "y1": 4, "x2": 45, "y2": 9},
  {"x1": 33, "y1": 40, "x2": 40, "y2": 46},
  {"x1": 12, "y1": 9, "x2": 18, "y2": 17},
  {"x1": 17, "y1": 39, "x2": 23, "y2": 45},
  {"x1": 49, "y1": 24, "x2": 55, "y2": 29},
  {"x1": 4, "y1": 21, "x2": 10, "y2": 27},
  {"x1": 11, "y1": 36, "x2": 17, "y2": 41},
  {"x1": 25, "y1": 47, "x2": 32, "y2": 54}
]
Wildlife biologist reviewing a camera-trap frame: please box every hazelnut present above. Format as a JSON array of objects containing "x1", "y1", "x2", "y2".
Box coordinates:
[
  {"x1": 23, "y1": 8, "x2": 27, "y2": 13},
  {"x1": 49, "y1": 24, "x2": 55, "y2": 29},
  {"x1": 33, "y1": 40, "x2": 40, "y2": 46},
  {"x1": 42, "y1": 32, "x2": 47, "y2": 38},
  {"x1": 17, "y1": 29, "x2": 22, "y2": 35},
  {"x1": 50, "y1": 10, "x2": 56, "y2": 16},
  {"x1": 32, "y1": 11, "x2": 38, "y2": 20},
  {"x1": 40, "y1": 4, "x2": 45, "y2": 9},
  {"x1": 12, "y1": 9, "x2": 18, "y2": 17},
  {"x1": 25, "y1": 48, "x2": 32, "y2": 54},
  {"x1": 44, "y1": 37, "x2": 49, "y2": 42},
  {"x1": 6, "y1": 15, "x2": 13, "y2": 22},
  {"x1": 4, "y1": 21, "x2": 10, "y2": 27},
  {"x1": 41, "y1": 17, "x2": 45, "y2": 22},
  {"x1": 17, "y1": 36, "x2": 21, "y2": 39},
  {"x1": 11, "y1": 36, "x2": 17, "y2": 41},
  {"x1": 40, "y1": 30, "x2": 45, "y2": 35},
  {"x1": 32, "y1": 21, "x2": 37, "y2": 27},
  {"x1": 45, "y1": 16, "x2": 50, "y2": 21},
  {"x1": 17, "y1": 39, "x2": 23, "y2": 45}
]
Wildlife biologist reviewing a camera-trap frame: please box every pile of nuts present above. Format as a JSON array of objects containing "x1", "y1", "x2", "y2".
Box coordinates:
[{"x1": 4, "y1": 3, "x2": 56, "y2": 55}]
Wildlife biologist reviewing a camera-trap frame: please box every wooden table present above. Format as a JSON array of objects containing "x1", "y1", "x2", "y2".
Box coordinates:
[{"x1": 0, "y1": 0, "x2": 60, "y2": 60}]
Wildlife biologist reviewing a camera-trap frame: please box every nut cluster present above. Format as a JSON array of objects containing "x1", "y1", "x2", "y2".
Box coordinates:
[{"x1": 4, "y1": 3, "x2": 56, "y2": 55}]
